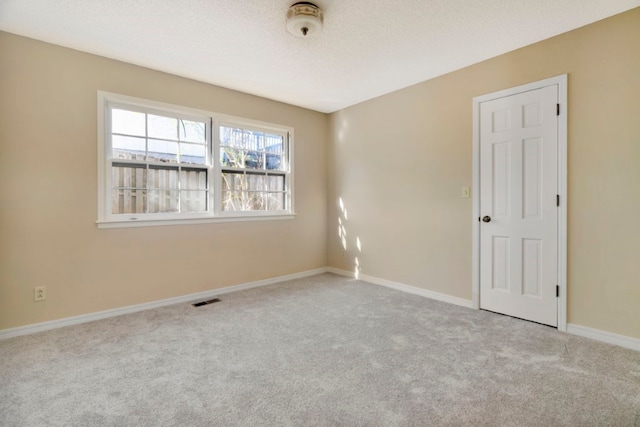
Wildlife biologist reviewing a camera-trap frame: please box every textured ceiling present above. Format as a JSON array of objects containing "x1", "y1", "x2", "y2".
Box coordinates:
[{"x1": 1, "y1": 0, "x2": 639, "y2": 113}]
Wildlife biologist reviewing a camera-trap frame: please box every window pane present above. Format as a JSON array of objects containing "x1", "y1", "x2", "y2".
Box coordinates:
[
  {"x1": 180, "y1": 143, "x2": 206, "y2": 165},
  {"x1": 267, "y1": 175, "x2": 284, "y2": 191},
  {"x1": 180, "y1": 169, "x2": 207, "y2": 190},
  {"x1": 221, "y1": 147, "x2": 245, "y2": 168},
  {"x1": 267, "y1": 192, "x2": 285, "y2": 211},
  {"x1": 221, "y1": 191, "x2": 242, "y2": 211},
  {"x1": 112, "y1": 135, "x2": 146, "y2": 160},
  {"x1": 265, "y1": 154, "x2": 283, "y2": 170},
  {"x1": 148, "y1": 139, "x2": 178, "y2": 163},
  {"x1": 247, "y1": 174, "x2": 266, "y2": 191},
  {"x1": 148, "y1": 167, "x2": 179, "y2": 189},
  {"x1": 220, "y1": 126, "x2": 238, "y2": 148},
  {"x1": 244, "y1": 151, "x2": 263, "y2": 170},
  {"x1": 248, "y1": 192, "x2": 267, "y2": 210},
  {"x1": 221, "y1": 173, "x2": 232, "y2": 191},
  {"x1": 148, "y1": 190, "x2": 179, "y2": 213},
  {"x1": 179, "y1": 119, "x2": 206, "y2": 143},
  {"x1": 148, "y1": 114, "x2": 178, "y2": 140},
  {"x1": 112, "y1": 165, "x2": 146, "y2": 188},
  {"x1": 181, "y1": 190, "x2": 207, "y2": 212},
  {"x1": 265, "y1": 134, "x2": 284, "y2": 154},
  {"x1": 112, "y1": 109, "x2": 145, "y2": 136},
  {"x1": 112, "y1": 189, "x2": 146, "y2": 214}
]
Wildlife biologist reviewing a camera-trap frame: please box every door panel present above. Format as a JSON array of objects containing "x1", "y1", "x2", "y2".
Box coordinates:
[
  {"x1": 523, "y1": 137, "x2": 542, "y2": 218},
  {"x1": 479, "y1": 85, "x2": 558, "y2": 326},
  {"x1": 492, "y1": 142, "x2": 510, "y2": 216},
  {"x1": 492, "y1": 236, "x2": 510, "y2": 291}
]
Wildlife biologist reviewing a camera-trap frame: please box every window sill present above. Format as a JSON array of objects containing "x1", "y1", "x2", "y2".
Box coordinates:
[{"x1": 96, "y1": 213, "x2": 296, "y2": 229}]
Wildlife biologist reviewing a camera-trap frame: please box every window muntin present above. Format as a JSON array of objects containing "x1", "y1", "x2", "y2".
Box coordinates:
[{"x1": 99, "y1": 92, "x2": 293, "y2": 226}]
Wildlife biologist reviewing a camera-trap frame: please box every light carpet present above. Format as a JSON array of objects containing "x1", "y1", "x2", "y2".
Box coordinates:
[{"x1": 1, "y1": 273, "x2": 639, "y2": 426}]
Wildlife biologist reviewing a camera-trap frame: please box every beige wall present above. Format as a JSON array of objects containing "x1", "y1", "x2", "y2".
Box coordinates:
[
  {"x1": 0, "y1": 32, "x2": 328, "y2": 330},
  {"x1": 328, "y1": 8, "x2": 640, "y2": 339}
]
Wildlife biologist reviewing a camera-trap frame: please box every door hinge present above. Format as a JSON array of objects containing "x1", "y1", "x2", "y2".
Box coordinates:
[
  {"x1": 556, "y1": 104, "x2": 560, "y2": 116},
  {"x1": 556, "y1": 285, "x2": 560, "y2": 297},
  {"x1": 556, "y1": 194, "x2": 560, "y2": 206}
]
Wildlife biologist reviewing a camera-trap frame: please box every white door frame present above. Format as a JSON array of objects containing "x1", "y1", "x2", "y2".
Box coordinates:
[{"x1": 471, "y1": 75, "x2": 568, "y2": 332}]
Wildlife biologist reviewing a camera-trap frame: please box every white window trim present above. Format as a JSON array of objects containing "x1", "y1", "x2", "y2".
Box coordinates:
[{"x1": 97, "y1": 91, "x2": 295, "y2": 228}]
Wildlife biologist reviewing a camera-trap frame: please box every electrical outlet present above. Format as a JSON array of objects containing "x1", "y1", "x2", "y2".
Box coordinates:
[
  {"x1": 341, "y1": 249, "x2": 347, "y2": 258},
  {"x1": 34, "y1": 286, "x2": 46, "y2": 302}
]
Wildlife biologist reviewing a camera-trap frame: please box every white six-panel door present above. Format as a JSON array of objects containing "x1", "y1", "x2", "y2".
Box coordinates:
[{"x1": 479, "y1": 85, "x2": 559, "y2": 326}]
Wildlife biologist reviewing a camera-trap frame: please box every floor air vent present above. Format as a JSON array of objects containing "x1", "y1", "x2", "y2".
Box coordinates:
[{"x1": 192, "y1": 298, "x2": 221, "y2": 307}]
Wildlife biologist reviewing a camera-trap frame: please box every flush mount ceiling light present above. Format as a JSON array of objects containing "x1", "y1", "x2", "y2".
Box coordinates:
[{"x1": 286, "y1": 2, "x2": 324, "y2": 37}]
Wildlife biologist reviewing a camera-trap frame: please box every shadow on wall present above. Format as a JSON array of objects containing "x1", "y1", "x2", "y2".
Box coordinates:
[{"x1": 337, "y1": 197, "x2": 362, "y2": 279}]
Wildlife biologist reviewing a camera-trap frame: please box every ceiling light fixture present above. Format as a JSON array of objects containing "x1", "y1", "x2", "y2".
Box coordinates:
[{"x1": 286, "y1": 2, "x2": 323, "y2": 37}]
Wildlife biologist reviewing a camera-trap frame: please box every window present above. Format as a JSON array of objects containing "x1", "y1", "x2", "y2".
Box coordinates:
[
  {"x1": 109, "y1": 106, "x2": 210, "y2": 217},
  {"x1": 219, "y1": 124, "x2": 288, "y2": 212},
  {"x1": 98, "y1": 92, "x2": 293, "y2": 227}
]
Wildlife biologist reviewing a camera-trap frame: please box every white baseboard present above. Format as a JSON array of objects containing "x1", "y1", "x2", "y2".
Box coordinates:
[
  {"x1": 0, "y1": 268, "x2": 329, "y2": 340},
  {"x1": 4, "y1": 267, "x2": 638, "y2": 353},
  {"x1": 327, "y1": 267, "x2": 473, "y2": 309},
  {"x1": 567, "y1": 324, "x2": 640, "y2": 352}
]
